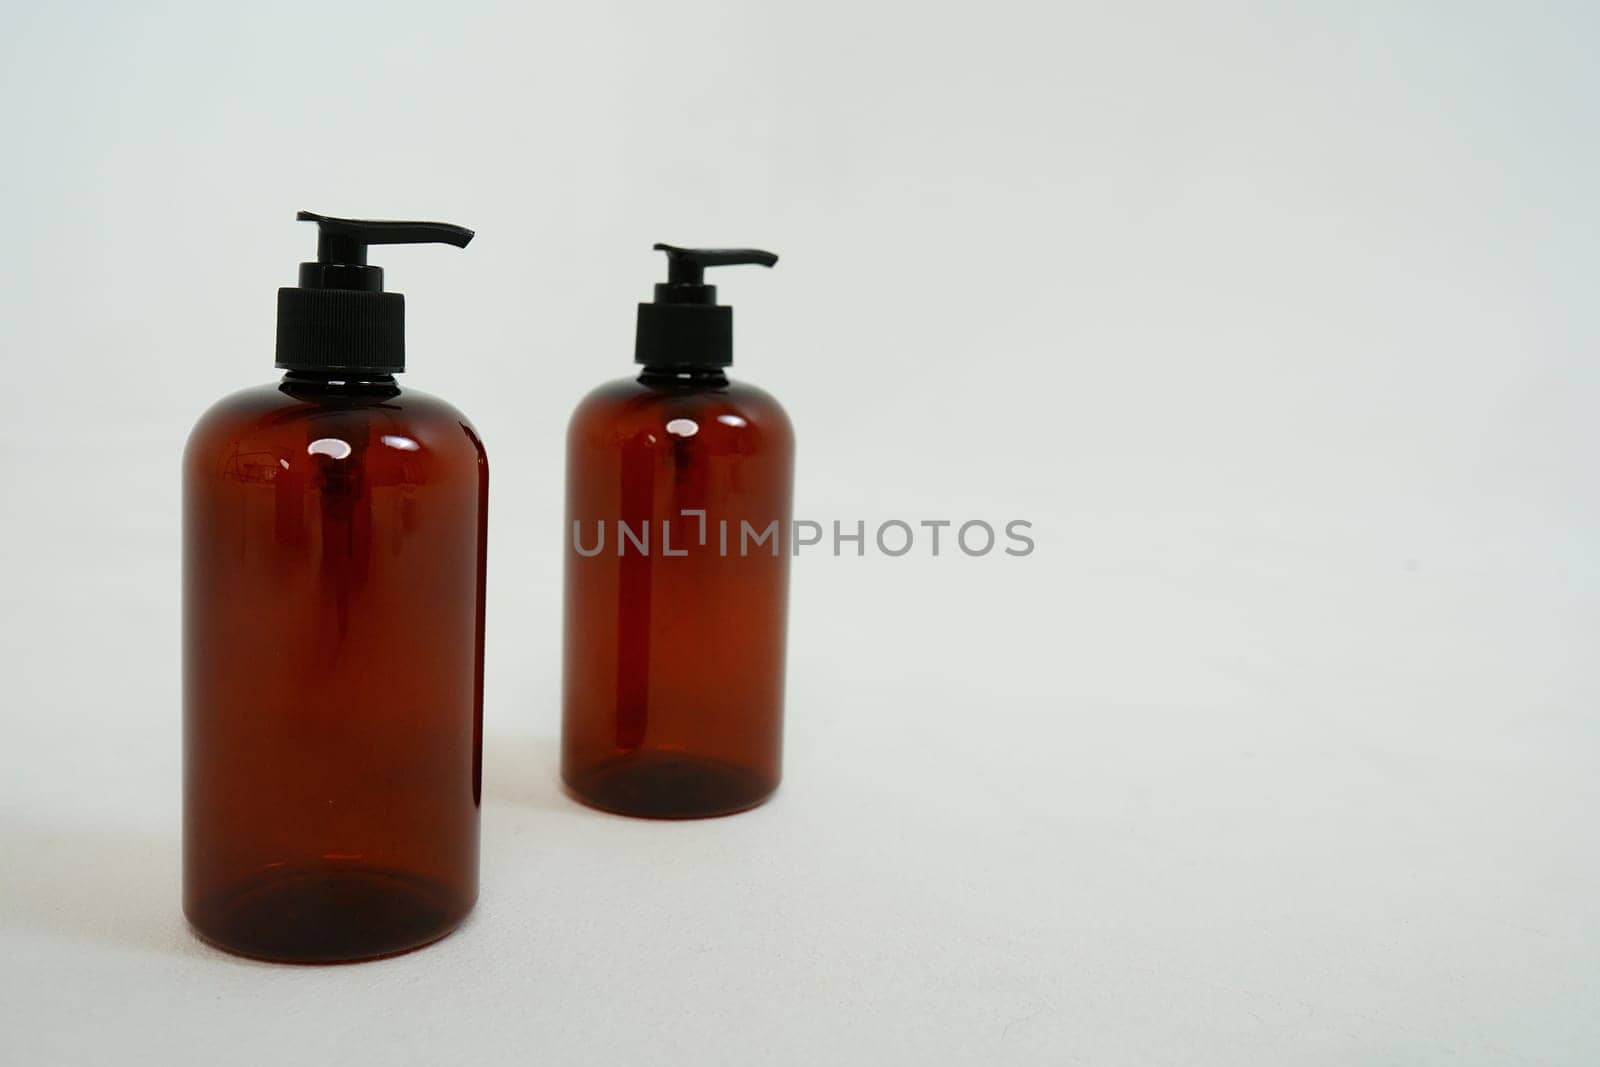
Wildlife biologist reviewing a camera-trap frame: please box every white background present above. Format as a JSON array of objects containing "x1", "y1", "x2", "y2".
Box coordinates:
[{"x1": 2, "y1": 1, "x2": 1597, "y2": 1063}]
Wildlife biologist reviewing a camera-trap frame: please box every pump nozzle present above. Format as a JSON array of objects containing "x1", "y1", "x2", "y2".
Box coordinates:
[
  {"x1": 637, "y1": 243, "x2": 779, "y2": 367},
  {"x1": 651, "y1": 244, "x2": 778, "y2": 305},
  {"x1": 296, "y1": 211, "x2": 474, "y2": 291},
  {"x1": 277, "y1": 210, "x2": 475, "y2": 374}
]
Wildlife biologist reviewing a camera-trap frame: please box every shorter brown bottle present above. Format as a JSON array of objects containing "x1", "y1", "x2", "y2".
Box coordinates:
[
  {"x1": 562, "y1": 245, "x2": 793, "y2": 818},
  {"x1": 184, "y1": 212, "x2": 486, "y2": 963}
]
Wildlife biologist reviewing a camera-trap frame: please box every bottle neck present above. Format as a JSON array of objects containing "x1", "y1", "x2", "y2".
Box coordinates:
[
  {"x1": 280, "y1": 369, "x2": 400, "y2": 400},
  {"x1": 637, "y1": 366, "x2": 729, "y2": 388}
]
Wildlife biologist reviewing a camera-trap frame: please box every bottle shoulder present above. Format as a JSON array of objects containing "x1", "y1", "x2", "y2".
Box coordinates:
[
  {"x1": 569, "y1": 375, "x2": 793, "y2": 452},
  {"x1": 191, "y1": 380, "x2": 477, "y2": 429},
  {"x1": 185, "y1": 379, "x2": 486, "y2": 481}
]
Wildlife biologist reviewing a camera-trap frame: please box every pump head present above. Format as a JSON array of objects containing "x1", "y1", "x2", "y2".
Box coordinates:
[
  {"x1": 636, "y1": 244, "x2": 778, "y2": 368},
  {"x1": 276, "y1": 210, "x2": 475, "y2": 374}
]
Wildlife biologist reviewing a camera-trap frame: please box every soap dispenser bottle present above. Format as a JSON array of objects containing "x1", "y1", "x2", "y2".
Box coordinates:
[
  {"x1": 183, "y1": 212, "x2": 487, "y2": 962},
  {"x1": 562, "y1": 244, "x2": 793, "y2": 818}
]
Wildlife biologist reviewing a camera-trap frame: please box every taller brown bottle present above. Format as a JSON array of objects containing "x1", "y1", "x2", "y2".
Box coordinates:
[
  {"x1": 184, "y1": 212, "x2": 486, "y2": 962},
  {"x1": 563, "y1": 245, "x2": 793, "y2": 818}
]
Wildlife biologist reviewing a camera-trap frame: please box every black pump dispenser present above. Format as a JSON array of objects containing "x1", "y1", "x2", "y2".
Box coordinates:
[
  {"x1": 276, "y1": 210, "x2": 474, "y2": 374},
  {"x1": 634, "y1": 244, "x2": 778, "y2": 368}
]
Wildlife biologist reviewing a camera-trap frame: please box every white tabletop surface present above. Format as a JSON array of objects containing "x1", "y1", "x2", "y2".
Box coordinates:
[{"x1": 5, "y1": 504, "x2": 1596, "y2": 1065}]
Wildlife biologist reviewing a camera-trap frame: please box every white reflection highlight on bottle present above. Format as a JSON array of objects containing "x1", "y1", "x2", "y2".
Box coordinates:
[{"x1": 307, "y1": 438, "x2": 352, "y2": 460}]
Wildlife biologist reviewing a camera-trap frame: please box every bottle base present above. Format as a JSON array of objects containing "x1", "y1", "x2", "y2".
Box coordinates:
[
  {"x1": 185, "y1": 864, "x2": 473, "y2": 964},
  {"x1": 564, "y1": 752, "x2": 777, "y2": 819}
]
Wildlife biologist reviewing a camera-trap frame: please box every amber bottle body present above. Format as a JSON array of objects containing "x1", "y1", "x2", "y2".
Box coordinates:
[
  {"x1": 183, "y1": 372, "x2": 487, "y2": 962},
  {"x1": 562, "y1": 368, "x2": 794, "y2": 818}
]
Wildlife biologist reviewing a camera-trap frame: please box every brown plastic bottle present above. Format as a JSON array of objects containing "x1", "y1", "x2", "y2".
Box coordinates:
[
  {"x1": 562, "y1": 245, "x2": 792, "y2": 819},
  {"x1": 183, "y1": 213, "x2": 486, "y2": 962}
]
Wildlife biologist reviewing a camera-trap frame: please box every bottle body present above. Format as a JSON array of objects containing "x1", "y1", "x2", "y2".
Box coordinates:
[
  {"x1": 183, "y1": 373, "x2": 487, "y2": 962},
  {"x1": 562, "y1": 370, "x2": 794, "y2": 818}
]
